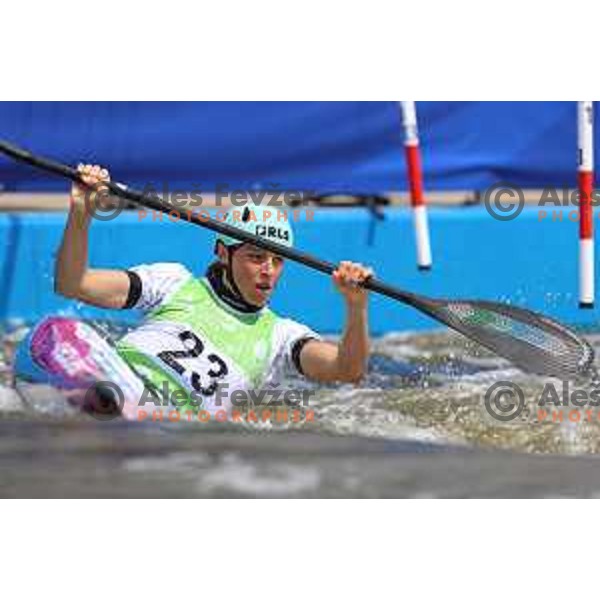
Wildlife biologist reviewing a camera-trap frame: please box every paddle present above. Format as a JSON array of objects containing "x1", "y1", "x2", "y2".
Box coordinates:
[{"x1": 0, "y1": 139, "x2": 595, "y2": 380}]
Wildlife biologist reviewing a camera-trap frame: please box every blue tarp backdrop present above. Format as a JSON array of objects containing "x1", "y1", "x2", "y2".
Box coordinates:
[{"x1": 0, "y1": 101, "x2": 589, "y2": 193}]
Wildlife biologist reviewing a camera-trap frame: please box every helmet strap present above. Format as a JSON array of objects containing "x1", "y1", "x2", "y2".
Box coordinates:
[
  {"x1": 209, "y1": 243, "x2": 262, "y2": 313},
  {"x1": 225, "y1": 245, "x2": 244, "y2": 299}
]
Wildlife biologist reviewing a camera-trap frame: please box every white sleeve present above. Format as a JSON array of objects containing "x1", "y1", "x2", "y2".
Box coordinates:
[
  {"x1": 127, "y1": 263, "x2": 191, "y2": 310},
  {"x1": 274, "y1": 318, "x2": 322, "y2": 376}
]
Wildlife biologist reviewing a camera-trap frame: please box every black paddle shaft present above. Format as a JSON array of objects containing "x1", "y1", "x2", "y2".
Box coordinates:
[
  {"x1": 0, "y1": 139, "x2": 426, "y2": 308},
  {"x1": 1, "y1": 138, "x2": 595, "y2": 380}
]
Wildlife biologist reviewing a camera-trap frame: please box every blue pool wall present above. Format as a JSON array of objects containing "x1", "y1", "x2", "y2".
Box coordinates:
[{"x1": 0, "y1": 207, "x2": 596, "y2": 335}]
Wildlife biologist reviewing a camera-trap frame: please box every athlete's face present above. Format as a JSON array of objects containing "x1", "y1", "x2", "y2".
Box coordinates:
[{"x1": 219, "y1": 243, "x2": 285, "y2": 307}]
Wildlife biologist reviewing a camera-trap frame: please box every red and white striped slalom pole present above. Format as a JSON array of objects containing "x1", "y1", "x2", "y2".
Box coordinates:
[
  {"x1": 400, "y1": 101, "x2": 432, "y2": 270},
  {"x1": 578, "y1": 101, "x2": 594, "y2": 308}
]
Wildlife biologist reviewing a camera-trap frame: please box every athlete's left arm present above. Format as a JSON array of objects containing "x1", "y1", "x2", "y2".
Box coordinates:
[{"x1": 299, "y1": 262, "x2": 371, "y2": 384}]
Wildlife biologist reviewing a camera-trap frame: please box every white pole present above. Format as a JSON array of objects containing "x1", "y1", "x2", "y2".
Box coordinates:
[
  {"x1": 578, "y1": 101, "x2": 594, "y2": 308},
  {"x1": 400, "y1": 101, "x2": 432, "y2": 270}
]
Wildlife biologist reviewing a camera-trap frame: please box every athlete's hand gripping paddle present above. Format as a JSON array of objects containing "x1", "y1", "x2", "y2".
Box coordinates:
[{"x1": 0, "y1": 139, "x2": 594, "y2": 380}]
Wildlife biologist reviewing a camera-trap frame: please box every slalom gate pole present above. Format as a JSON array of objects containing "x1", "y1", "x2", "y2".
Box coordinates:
[
  {"x1": 400, "y1": 101, "x2": 432, "y2": 271},
  {"x1": 578, "y1": 101, "x2": 594, "y2": 308}
]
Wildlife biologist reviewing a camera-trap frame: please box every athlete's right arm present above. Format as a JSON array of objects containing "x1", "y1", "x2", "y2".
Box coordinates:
[{"x1": 54, "y1": 164, "x2": 132, "y2": 309}]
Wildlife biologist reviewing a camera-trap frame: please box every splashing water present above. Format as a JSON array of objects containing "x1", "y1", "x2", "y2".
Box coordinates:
[{"x1": 4, "y1": 323, "x2": 600, "y2": 497}]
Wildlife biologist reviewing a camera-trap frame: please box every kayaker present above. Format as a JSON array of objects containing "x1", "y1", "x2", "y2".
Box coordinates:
[{"x1": 15, "y1": 164, "x2": 373, "y2": 419}]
